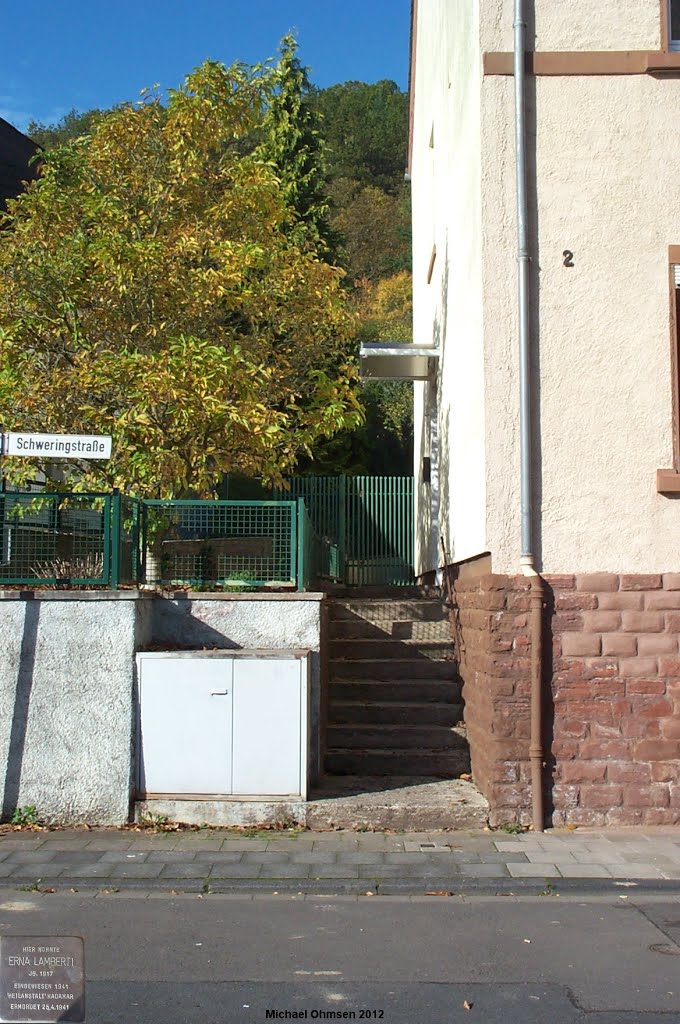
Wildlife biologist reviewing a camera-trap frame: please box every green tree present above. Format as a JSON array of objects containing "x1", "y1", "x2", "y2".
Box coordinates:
[
  {"x1": 257, "y1": 35, "x2": 336, "y2": 258},
  {"x1": 0, "y1": 60, "x2": 361, "y2": 498},
  {"x1": 27, "y1": 107, "x2": 105, "y2": 149},
  {"x1": 313, "y1": 80, "x2": 408, "y2": 194},
  {"x1": 331, "y1": 182, "x2": 411, "y2": 282},
  {"x1": 298, "y1": 272, "x2": 413, "y2": 475}
]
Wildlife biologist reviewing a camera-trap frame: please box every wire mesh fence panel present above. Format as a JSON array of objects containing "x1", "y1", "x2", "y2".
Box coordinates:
[
  {"x1": 142, "y1": 500, "x2": 297, "y2": 588},
  {"x1": 0, "y1": 492, "x2": 110, "y2": 585}
]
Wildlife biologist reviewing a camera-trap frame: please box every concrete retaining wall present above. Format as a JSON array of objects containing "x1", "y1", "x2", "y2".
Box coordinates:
[{"x1": 0, "y1": 592, "x2": 323, "y2": 825}]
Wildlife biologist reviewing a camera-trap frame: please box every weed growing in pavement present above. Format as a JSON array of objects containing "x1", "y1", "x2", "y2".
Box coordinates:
[{"x1": 10, "y1": 806, "x2": 40, "y2": 827}]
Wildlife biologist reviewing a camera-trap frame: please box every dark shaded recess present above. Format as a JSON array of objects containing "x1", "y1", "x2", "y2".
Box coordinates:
[{"x1": 0, "y1": 117, "x2": 41, "y2": 211}]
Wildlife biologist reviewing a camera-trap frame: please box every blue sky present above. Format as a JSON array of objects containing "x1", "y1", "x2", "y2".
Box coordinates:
[{"x1": 2, "y1": 1, "x2": 411, "y2": 132}]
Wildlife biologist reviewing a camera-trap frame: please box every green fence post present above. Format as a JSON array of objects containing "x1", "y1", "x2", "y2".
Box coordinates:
[
  {"x1": 295, "y1": 498, "x2": 304, "y2": 590},
  {"x1": 110, "y1": 489, "x2": 121, "y2": 590}
]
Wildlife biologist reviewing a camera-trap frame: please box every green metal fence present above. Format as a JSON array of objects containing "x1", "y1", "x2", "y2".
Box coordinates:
[
  {"x1": 275, "y1": 475, "x2": 414, "y2": 586},
  {"x1": 0, "y1": 492, "x2": 112, "y2": 586},
  {"x1": 141, "y1": 500, "x2": 300, "y2": 589},
  {"x1": 0, "y1": 480, "x2": 411, "y2": 590}
]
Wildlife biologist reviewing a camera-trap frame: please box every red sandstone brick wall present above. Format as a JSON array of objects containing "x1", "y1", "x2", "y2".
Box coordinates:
[{"x1": 452, "y1": 571, "x2": 680, "y2": 828}]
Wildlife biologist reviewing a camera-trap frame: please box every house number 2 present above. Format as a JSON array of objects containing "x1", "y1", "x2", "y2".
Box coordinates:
[{"x1": 563, "y1": 250, "x2": 574, "y2": 267}]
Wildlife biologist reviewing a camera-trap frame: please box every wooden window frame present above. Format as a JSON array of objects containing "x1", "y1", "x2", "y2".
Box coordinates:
[
  {"x1": 657, "y1": 246, "x2": 680, "y2": 493},
  {"x1": 663, "y1": 0, "x2": 680, "y2": 52}
]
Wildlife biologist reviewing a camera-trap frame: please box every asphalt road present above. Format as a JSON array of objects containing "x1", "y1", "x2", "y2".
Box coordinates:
[{"x1": 1, "y1": 892, "x2": 679, "y2": 1023}]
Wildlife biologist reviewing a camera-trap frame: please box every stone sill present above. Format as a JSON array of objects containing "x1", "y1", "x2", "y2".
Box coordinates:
[
  {"x1": 656, "y1": 469, "x2": 680, "y2": 494},
  {"x1": 483, "y1": 50, "x2": 680, "y2": 76},
  {"x1": 0, "y1": 588, "x2": 325, "y2": 602}
]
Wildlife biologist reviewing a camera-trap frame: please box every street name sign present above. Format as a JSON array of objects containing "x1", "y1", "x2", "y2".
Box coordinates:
[
  {"x1": 0, "y1": 936, "x2": 85, "y2": 1022},
  {"x1": 2, "y1": 433, "x2": 112, "y2": 460}
]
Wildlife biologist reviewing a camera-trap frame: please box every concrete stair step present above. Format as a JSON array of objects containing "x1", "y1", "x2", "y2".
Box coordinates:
[
  {"x1": 329, "y1": 600, "x2": 446, "y2": 623},
  {"x1": 330, "y1": 619, "x2": 453, "y2": 641},
  {"x1": 306, "y1": 777, "x2": 488, "y2": 831},
  {"x1": 331, "y1": 659, "x2": 456, "y2": 681},
  {"x1": 329, "y1": 700, "x2": 464, "y2": 726},
  {"x1": 330, "y1": 680, "x2": 462, "y2": 703},
  {"x1": 328, "y1": 724, "x2": 467, "y2": 750},
  {"x1": 330, "y1": 638, "x2": 454, "y2": 661},
  {"x1": 324, "y1": 750, "x2": 471, "y2": 777}
]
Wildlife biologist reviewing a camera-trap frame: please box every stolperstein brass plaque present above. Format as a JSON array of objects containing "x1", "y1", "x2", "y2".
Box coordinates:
[{"x1": 0, "y1": 937, "x2": 84, "y2": 1022}]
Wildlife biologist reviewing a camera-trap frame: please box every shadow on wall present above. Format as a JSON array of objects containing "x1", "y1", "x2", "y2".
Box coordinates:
[
  {"x1": 149, "y1": 597, "x2": 243, "y2": 650},
  {"x1": 1, "y1": 600, "x2": 40, "y2": 820},
  {"x1": 416, "y1": 236, "x2": 450, "y2": 576}
]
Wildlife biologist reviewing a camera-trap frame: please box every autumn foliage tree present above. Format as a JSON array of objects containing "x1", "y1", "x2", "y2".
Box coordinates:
[{"x1": 0, "y1": 60, "x2": 361, "y2": 497}]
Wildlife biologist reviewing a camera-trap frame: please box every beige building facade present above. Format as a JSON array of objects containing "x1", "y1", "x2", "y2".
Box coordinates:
[{"x1": 410, "y1": 0, "x2": 680, "y2": 826}]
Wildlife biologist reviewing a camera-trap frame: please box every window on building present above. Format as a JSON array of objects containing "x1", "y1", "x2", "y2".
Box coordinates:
[
  {"x1": 670, "y1": 261, "x2": 680, "y2": 469},
  {"x1": 669, "y1": 0, "x2": 680, "y2": 50}
]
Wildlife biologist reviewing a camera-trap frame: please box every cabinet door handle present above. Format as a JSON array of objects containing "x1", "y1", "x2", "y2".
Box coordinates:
[{"x1": 211, "y1": 690, "x2": 229, "y2": 696}]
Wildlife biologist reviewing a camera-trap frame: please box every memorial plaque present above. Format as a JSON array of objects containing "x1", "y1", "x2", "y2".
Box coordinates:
[{"x1": 0, "y1": 937, "x2": 84, "y2": 1023}]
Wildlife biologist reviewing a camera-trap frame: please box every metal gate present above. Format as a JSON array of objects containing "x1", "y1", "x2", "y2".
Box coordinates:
[{"x1": 277, "y1": 475, "x2": 414, "y2": 587}]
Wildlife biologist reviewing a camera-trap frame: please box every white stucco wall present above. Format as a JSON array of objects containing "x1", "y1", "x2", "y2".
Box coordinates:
[
  {"x1": 0, "y1": 593, "x2": 146, "y2": 824},
  {"x1": 482, "y1": 72, "x2": 680, "y2": 573},
  {"x1": 412, "y1": 0, "x2": 487, "y2": 576},
  {"x1": 480, "y1": 0, "x2": 661, "y2": 54},
  {"x1": 412, "y1": 0, "x2": 680, "y2": 575},
  {"x1": 0, "y1": 593, "x2": 324, "y2": 824},
  {"x1": 150, "y1": 593, "x2": 321, "y2": 650}
]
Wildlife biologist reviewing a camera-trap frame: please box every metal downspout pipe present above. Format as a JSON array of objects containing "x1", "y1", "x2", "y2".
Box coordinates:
[{"x1": 513, "y1": 0, "x2": 545, "y2": 832}]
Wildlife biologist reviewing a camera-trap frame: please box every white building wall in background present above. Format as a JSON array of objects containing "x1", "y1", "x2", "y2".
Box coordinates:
[{"x1": 411, "y1": 0, "x2": 487, "y2": 577}]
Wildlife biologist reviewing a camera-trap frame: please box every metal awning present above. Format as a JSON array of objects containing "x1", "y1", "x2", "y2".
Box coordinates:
[{"x1": 359, "y1": 342, "x2": 439, "y2": 381}]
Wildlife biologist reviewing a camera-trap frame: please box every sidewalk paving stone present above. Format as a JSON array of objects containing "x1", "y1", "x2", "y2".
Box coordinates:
[
  {"x1": 525, "y1": 851, "x2": 577, "y2": 863},
  {"x1": 208, "y1": 864, "x2": 264, "y2": 879},
  {"x1": 291, "y1": 852, "x2": 337, "y2": 864},
  {"x1": 101, "y1": 851, "x2": 150, "y2": 862},
  {"x1": 109, "y1": 863, "x2": 164, "y2": 878},
  {"x1": 147, "y1": 851, "x2": 198, "y2": 862},
  {"x1": 336, "y1": 853, "x2": 386, "y2": 865},
  {"x1": 47, "y1": 852, "x2": 105, "y2": 865},
  {"x1": 5, "y1": 850, "x2": 56, "y2": 862},
  {"x1": 0, "y1": 840, "x2": 48, "y2": 850},
  {"x1": 83, "y1": 839, "x2": 134, "y2": 850},
  {"x1": 257, "y1": 864, "x2": 311, "y2": 879},
  {"x1": 242, "y1": 852, "x2": 290, "y2": 863},
  {"x1": 479, "y1": 852, "x2": 528, "y2": 863},
  {"x1": 460, "y1": 864, "x2": 510, "y2": 878},
  {"x1": 506, "y1": 863, "x2": 561, "y2": 878},
  {"x1": 159, "y1": 864, "x2": 210, "y2": 879},
  {"x1": 609, "y1": 865, "x2": 665, "y2": 879},
  {"x1": 385, "y1": 852, "x2": 446, "y2": 865},
  {"x1": 60, "y1": 864, "x2": 114, "y2": 878},
  {"x1": 558, "y1": 865, "x2": 612, "y2": 878},
  {"x1": 219, "y1": 841, "x2": 268, "y2": 852},
  {"x1": 311, "y1": 866, "x2": 360, "y2": 879},
  {"x1": 194, "y1": 852, "x2": 244, "y2": 863}
]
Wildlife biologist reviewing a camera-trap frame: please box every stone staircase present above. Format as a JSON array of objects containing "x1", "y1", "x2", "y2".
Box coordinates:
[{"x1": 325, "y1": 596, "x2": 471, "y2": 778}]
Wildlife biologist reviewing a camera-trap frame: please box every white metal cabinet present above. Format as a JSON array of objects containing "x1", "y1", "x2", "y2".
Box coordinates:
[
  {"x1": 136, "y1": 651, "x2": 309, "y2": 798},
  {"x1": 137, "y1": 656, "x2": 233, "y2": 794},
  {"x1": 231, "y1": 658, "x2": 305, "y2": 796}
]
